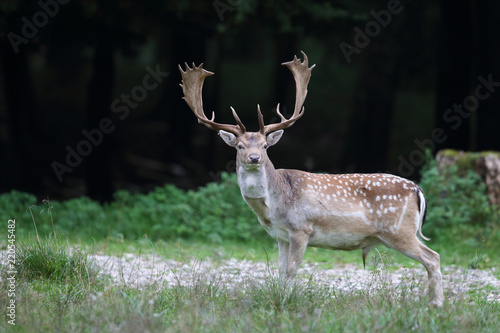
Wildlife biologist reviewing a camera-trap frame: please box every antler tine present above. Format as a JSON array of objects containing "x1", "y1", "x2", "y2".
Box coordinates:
[
  {"x1": 230, "y1": 106, "x2": 246, "y2": 132},
  {"x1": 179, "y1": 63, "x2": 245, "y2": 136},
  {"x1": 262, "y1": 51, "x2": 315, "y2": 134},
  {"x1": 257, "y1": 104, "x2": 265, "y2": 134}
]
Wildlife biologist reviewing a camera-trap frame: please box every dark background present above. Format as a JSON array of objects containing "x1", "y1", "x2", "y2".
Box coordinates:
[{"x1": 1, "y1": 0, "x2": 499, "y2": 202}]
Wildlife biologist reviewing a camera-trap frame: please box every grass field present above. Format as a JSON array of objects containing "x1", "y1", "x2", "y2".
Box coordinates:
[
  {"x1": 1, "y1": 234, "x2": 499, "y2": 333},
  {"x1": 1, "y1": 157, "x2": 500, "y2": 332}
]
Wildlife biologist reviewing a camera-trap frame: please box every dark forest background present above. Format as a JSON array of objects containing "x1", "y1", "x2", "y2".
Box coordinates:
[{"x1": 1, "y1": 0, "x2": 500, "y2": 202}]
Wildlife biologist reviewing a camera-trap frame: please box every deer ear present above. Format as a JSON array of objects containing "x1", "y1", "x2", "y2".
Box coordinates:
[
  {"x1": 266, "y1": 130, "x2": 284, "y2": 147},
  {"x1": 219, "y1": 130, "x2": 238, "y2": 147}
]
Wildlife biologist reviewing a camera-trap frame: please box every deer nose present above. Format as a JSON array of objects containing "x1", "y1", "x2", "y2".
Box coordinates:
[{"x1": 248, "y1": 153, "x2": 260, "y2": 164}]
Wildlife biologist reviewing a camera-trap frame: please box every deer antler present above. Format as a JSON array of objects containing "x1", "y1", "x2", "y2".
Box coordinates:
[
  {"x1": 179, "y1": 62, "x2": 246, "y2": 136},
  {"x1": 259, "y1": 51, "x2": 315, "y2": 134}
]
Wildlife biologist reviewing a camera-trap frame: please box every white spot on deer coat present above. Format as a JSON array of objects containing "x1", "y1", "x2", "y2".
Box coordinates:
[{"x1": 394, "y1": 196, "x2": 409, "y2": 231}]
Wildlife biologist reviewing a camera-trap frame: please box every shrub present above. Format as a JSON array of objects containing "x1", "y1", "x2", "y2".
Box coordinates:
[
  {"x1": 1, "y1": 173, "x2": 265, "y2": 242},
  {"x1": 419, "y1": 150, "x2": 499, "y2": 239},
  {"x1": 0, "y1": 190, "x2": 38, "y2": 232},
  {"x1": 4, "y1": 158, "x2": 497, "y2": 245}
]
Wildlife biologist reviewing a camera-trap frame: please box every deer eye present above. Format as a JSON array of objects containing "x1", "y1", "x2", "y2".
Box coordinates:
[
  {"x1": 263, "y1": 144, "x2": 269, "y2": 149},
  {"x1": 237, "y1": 144, "x2": 244, "y2": 150}
]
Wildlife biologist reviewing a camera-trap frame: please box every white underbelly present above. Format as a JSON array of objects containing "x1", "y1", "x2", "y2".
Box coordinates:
[{"x1": 308, "y1": 228, "x2": 372, "y2": 250}]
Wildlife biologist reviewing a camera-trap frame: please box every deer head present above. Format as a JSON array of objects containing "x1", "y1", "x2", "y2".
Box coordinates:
[{"x1": 178, "y1": 51, "x2": 315, "y2": 171}]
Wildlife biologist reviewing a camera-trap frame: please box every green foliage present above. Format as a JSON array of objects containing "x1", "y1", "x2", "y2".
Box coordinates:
[
  {"x1": 2, "y1": 156, "x2": 500, "y2": 249},
  {"x1": 419, "y1": 150, "x2": 500, "y2": 240},
  {"x1": 108, "y1": 172, "x2": 261, "y2": 242},
  {"x1": 16, "y1": 236, "x2": 98, "y2": 285},
  {"x1": 1, "y1": 173, "x2": 264, "y2": 243},
  {"x1": 0, "y1": 190, "x2": 38, "y2": 230}
]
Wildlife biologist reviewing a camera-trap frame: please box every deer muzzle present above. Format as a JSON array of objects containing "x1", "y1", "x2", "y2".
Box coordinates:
[{"x1": 248, "y1": 153, "x2": 261, "y2": 164}]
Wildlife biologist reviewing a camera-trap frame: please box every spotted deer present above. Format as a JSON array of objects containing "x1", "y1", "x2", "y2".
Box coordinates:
[{"x1": 179, "y1": 52, "x2": 444, "y2": 306}]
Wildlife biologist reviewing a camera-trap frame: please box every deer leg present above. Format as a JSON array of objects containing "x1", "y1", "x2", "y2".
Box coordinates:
[
  {"x1": 383, "y1": 237, "x2": 444, "y2": 306},
  {"x1": 278, "y1": 240, "x2": 289, "y2": 279},
  {"x1": 415, "y1": 243, "x2": 444, "y2": 307},
  {"x1": 362, "y1": 245, "x2": 374, "y2": 269},
  {"x1": 286, "y1": 231, "x2": 309, "y2": 279}
]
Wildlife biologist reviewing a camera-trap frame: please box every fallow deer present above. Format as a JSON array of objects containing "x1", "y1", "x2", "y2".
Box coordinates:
[{"x1": 179, "y1": 52, "x2": 444, "y2": 306}]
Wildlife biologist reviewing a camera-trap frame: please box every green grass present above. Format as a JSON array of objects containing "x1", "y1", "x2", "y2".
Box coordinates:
[
  {"x1": 16, "y1": 237, "x2": 98, "y2": 284},
  {"x1": 1, "y1": 245, "x2": 499, "y2": 333},
  {"x1": 76, "y1": 234, "x2": 498, "y2": 270},
  {"x1": 1, "y1": 216, "x2": 499, "y2": 332}
]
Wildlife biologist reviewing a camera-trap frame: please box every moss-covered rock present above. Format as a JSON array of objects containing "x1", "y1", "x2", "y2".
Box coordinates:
[{"x1": 436, "y1": 149, "x2": 500, "y2": 206}]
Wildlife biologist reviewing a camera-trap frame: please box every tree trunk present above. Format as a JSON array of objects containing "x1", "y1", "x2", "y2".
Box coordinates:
[
  {"x1": 341, "y1": 0, "x2": 406, "y2": 173},
  {"x1": 435, "y1": 0, "x2": 473, "y2": 152},
  {"x1": 84, "y1": 35, "x2": 115, "y2": 202},
  {"x1": 272, "y1": 34, "x2": 297, "y2": 119},
  {"x1": 474, "y1": 0, "x2": 500, "y2": 152},
  {"x1": 0, "y1": 39, "x2": 44, "y2": 193},
  {"x1": 155, "y1": 20, "x2": 218, "y2": 187},
  {"x1": 477, "y1": 154, "x2": 500, "y2": 207}
]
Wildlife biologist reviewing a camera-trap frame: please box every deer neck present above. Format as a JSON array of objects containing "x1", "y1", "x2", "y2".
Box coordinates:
[{"x1": 236, "y1": 159, "x2": 276, "y2": 200}]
